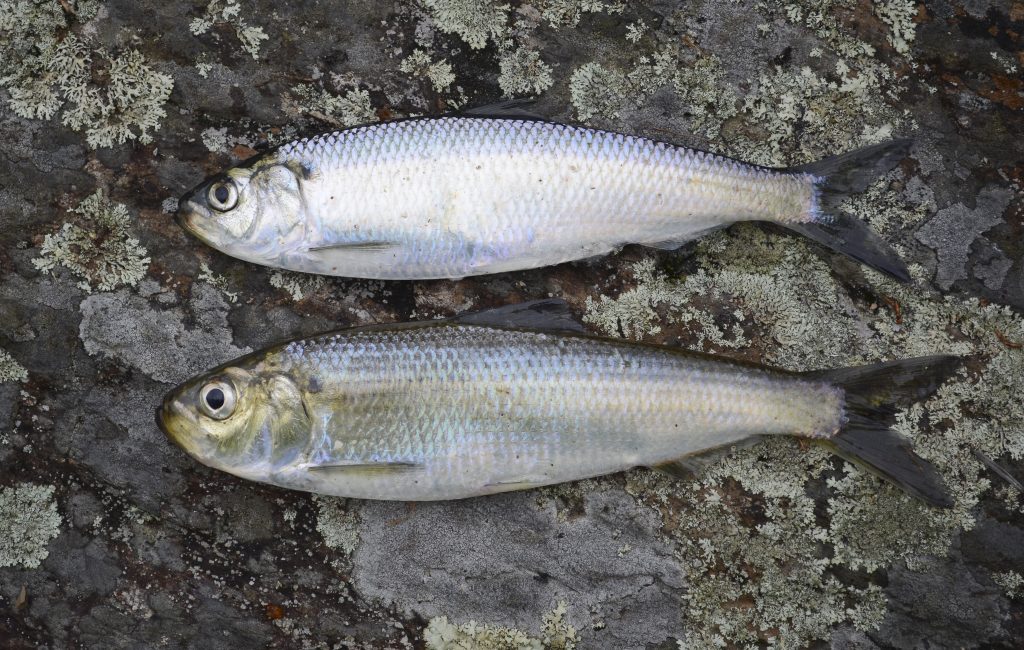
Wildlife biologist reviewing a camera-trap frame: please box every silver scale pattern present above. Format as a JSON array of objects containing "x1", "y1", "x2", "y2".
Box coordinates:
[
  {"x1": 271, "y1": 323, "x2": 843, "y2": 499},
  {"x1": 273, "y1": 118, "x2": 819, "y2": 279}
]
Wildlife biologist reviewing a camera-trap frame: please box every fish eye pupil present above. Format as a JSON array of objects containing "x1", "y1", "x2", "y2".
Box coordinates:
[
  {"x1": 214, "y1": 185, "x2": 229, "y2": 204},
  {"x1": 205, "y1": 388, "x2": 225, "y2": 410}
]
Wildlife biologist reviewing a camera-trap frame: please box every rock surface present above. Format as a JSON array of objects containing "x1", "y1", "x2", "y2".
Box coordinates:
[{"x1": 1, "y1": 1, "x2": 1023, "y2": 648}]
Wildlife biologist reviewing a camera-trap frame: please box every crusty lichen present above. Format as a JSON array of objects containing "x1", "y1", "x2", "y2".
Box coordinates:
[
  {"x1": 1, "y1": 4, "x2": 173, "y2": 148},
  {"x1": 0, "y1": 483, "x2": 62, "y2": 569},
  {"x1": 424, "y1": 602, "x2": 578, "y2": 650},
  {"x1": 601, "y1": 214, "x2": 1024, "y2": 645},
  {"x1": 269, "y1": 271, "x2": 326, "y2": 301},
  {"x1": 0, "y1": 349, "x2": 28, "y2": 383},
  {"x1": 190, "y1": 0, "x2": 269, "y2": 60},
  {"x1": 313, "y1": 496, "x2": 360, "y2": 555},
  {"x1": 33, "y1": 190, "x2": 150, "y2": 292},
  {"x1": 994, "y1": 571, "x2": 1024, "y2": 600}
]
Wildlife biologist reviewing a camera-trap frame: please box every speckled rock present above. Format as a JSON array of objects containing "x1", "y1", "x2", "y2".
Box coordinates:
[{"x1": 1, "y1": 1, "x2": 1022, "y2": 648}]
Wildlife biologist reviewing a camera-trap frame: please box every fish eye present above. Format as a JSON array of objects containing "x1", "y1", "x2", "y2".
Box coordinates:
[
  {"x1": 207, "y1": 181, "x2": 238, "y2": 212},
  {"x1": 199, "y1": 380, "x2": 236, "y2": 420}
]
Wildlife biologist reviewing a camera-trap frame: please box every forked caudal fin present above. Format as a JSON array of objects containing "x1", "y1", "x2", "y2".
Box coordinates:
[
  {"x1": 805, "y1": 355, "x2": 961, "y2": 508},
  {"x1": 784, "y1": 139, "x2": 913, "y2": 282}
]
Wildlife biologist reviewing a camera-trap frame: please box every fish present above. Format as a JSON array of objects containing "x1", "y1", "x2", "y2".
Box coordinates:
[
  {"x1": 158, "y1": 300, "x2": 955, "y2": 506},
  {"x1": 176, "y1": 102, "x2": 912, "y2": 281}
]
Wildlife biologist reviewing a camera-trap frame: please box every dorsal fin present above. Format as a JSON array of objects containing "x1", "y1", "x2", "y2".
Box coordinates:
[
  {"x1": 453, "y1": 299, "x2": 586, "y2": 333},
  {"x1": 459, "y1": 98, "x2": 547, "y2": 121}
]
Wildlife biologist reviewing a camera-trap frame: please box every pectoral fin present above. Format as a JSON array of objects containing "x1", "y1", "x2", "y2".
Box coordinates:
[
  {"x1": 309, "y1": 241, "x2": 397, "y2": 253},
  {"x1": 484, "y1": 474, "x2": 550, "y2": 489},
  {"x1": 309, "y1": 461, "x2": 423, "y2": 476}
]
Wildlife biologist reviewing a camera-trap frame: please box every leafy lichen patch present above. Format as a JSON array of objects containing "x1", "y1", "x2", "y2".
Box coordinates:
[
  {"x1": 400, "y1": 49, "x2": 458, "y2": 93},
  {"x1": 424, "y1": 602, "x2": 578, "y2": 650},
  {"x1": 498, "y1": 48, "x2": 554, "y2": 97},
  {"x1": 0, "y1": 349, "x2": 28, "y2": 383},
  {"x1": 33, "y1": 190, "x2": 150, "y2": 292},
  {"x1": 1, "y1": 4, "x2": 173, "y2": 148},
  {"x1": 599, "y1": 218, "x2": 1024, "y2": 645},
  {"x1": 0, "y1": 483, "x2": 62, "y2": 569},
  {"x1": 420, "y1": 0, "x2": 510, "y2": 50},
  {"x1": 190, "y1": 0, "x2": 269, "y2": 60},
  {"x1": 287, "y1": 84, "x2": 376, "y2": 128}
]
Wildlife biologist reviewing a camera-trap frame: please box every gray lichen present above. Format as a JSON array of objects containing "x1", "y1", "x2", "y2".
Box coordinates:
[
  {"x1": 190, "y1": 0, "x2": 269, "y2": 60},
  {"x1": 425, "y1": 602, "x2": 578, "y2": 650},
  {"x1": 0, "y1": 348, "x2": 28, "y2": 383},
  {"x1": 313, "y1": 496, "x2": 360, "y2": 555},
  {"x1": 498, "y1": 48, "x2": 554, "y2": 97},
  {"x1": 1, "y1": 2, "x2": 173, "y2": 148},
  {"x1": 400, "y1": 49, "x2": 457, "y2": 93},
  {"x1": 33, "y1": 190, "x2": 151, "y2": 292},
  {"x1": 914, "y1": 186, "x2": 1015, "y2": 290},
  {"x1": 287, "y1": 84, "x2": 376, "y2": 127},
  {"x1": 0, "y1": 483, "x2": 62, "y2": 569},
  {"x1": 421, "y1": 0, "x2": 510, "y2": 50},
  {"x1": 78, "y1": 284, "x2": 250, "y2": 384}
]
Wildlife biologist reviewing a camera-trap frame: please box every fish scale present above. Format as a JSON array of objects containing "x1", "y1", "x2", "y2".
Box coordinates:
[
  {"x1": 263, "y1": 117, "x2": 818, "y2": 279},
  {"x1": 254, "y1": 323, "x2": 844, "y2": 500}
]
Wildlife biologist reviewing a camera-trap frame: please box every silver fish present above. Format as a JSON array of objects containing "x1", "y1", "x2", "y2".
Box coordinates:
[
  {"x1": 158, "y1": 301, "x2": 952, "y2": 505},
  {"x1": 177, "y1": 106, "x2": 911, "y2": 281}
]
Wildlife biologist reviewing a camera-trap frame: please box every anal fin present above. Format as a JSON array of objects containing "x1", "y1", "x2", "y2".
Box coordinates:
[{"x1": 650, "y1": 436, "x2": 766, "y2": 481}]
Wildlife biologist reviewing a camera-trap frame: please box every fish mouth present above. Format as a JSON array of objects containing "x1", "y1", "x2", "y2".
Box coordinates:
[
  {"x1": 157, "y1": 395, "x2": 201, "y2": 455},
  {"x1": 175, "y1": 200, "x2": 213, "y2": 242}
]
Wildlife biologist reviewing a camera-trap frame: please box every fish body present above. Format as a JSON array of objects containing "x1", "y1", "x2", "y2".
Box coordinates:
[
  {"x1": 158, "y1": 302, "x2": 951, "y2": 504},
  {"x1": 177, "y1": 114, "x2": 910, "y2": 280}
]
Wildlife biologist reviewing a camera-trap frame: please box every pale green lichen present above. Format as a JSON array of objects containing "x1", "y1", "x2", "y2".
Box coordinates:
[
  {"x1": 872, "y1": 0, "x2": 918, "y2": 55},
  {"x1": 197, "y1": 263, "x2": 238, "y2": 304},
  {"x1": 424, "y1": 602, "x2": 578, "y2": 650},
  {"x1": 602, "y1": 216, "x2": 1024, "y2": 645},
  {"x1": 1, "y1": 4, "x2": 173, "y2": 148},
  {"x1": 421, "y1": 0, "x2": 510, "y2": 49},
  {"x1": 538, "y1": 0, "x2": 624, "y2": 28},
  {"x1": 994, "y1": 571, "x2": 1024, "y2": 599},
  {"x1": 0, "y1": 483, "x2": 62, "y2": 569},
  {"x1": 0, "y1": 349, "x2": 28, "y2": 383},
  {"x1": 313, "y1": 496, "x2": 360, "y2": 555},
  {"x1": 269, "y1": 271, "x2": 325, "y2": 301},
  {"x1": 288, "y1": 84, "x2": 376, "y2": 127},
  {"x1": 734, "y1": 63, "x2": 904, "y2": 166},
  {"x1": 400, "y1": 49, "x2": 457, "y2": 92},
  {"x1": 33, "y1": 190, "x2": 150, "y2": 292},
  {"x1": 190, "y1": 0, "x2": 269, "y2": 60},
  {"x1": 568, "y1": 62, "x2": 628, "y2": 121},
  {"x1": 200, "y1": 126, "x2": 230, "y2": 153},
  {"x1": 498, "y1": 48, "x2": 553, "y2": 97}
]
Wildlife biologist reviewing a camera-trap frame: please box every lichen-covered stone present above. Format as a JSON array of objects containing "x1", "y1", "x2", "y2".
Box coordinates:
[{"x1": 1, "y1": 0, "x2": 1022, "y2": 647}]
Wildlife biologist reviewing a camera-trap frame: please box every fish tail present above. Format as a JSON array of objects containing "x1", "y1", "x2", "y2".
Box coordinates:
[
  {"x1": 805, "y1": 354, "x2": 960, "y2": 508},
  {"x1": 783, "y1": 139, "x2": 912, "y2": 282}
]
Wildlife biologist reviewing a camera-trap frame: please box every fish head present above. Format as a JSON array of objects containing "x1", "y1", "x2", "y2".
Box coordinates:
[
  {"x1": 158, "y1": 359, "x2": 311, "y2": 481},
  {"x1": 177, "y1": 154, "x2": 307, "y2": 267}
]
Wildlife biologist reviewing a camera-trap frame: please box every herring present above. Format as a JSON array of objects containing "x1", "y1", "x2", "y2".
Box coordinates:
[
  {"x1": 158, "y1": 300, "x2": 955, "y2": 506},
  {"x1": 176, "y1": 104, "x2": 912, "y2": 281}
]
